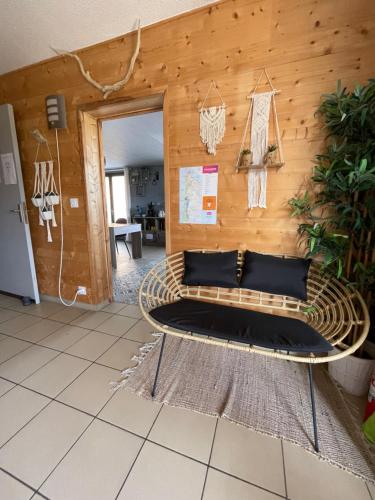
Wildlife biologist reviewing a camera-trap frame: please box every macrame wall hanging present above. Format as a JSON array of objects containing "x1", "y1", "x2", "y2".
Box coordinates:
[
  {"x1": 199, "y1": 80, "x2": 226, "y2": 155},
  {"x1": 31, "y1": 137, "x2": 59, "y2": 243},
  {"x1": 235, "y1": 68, "x2": 284, "y2": 209}
]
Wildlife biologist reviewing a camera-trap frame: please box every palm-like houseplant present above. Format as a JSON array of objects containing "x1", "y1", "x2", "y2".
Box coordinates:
[{"x1": 289, "y1": 79, "x2": 375, "y2": 393}]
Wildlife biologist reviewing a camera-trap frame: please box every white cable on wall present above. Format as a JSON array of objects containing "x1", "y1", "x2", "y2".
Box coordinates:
[{"x1": 55, "y1": 128, "x2": 79, "y2": 307}]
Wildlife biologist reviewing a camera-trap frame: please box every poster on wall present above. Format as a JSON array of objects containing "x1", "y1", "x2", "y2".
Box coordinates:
[
  {"x1": 179, "y1": 164, "x2": 218, "y2": 224},
  {"x1": 0, "y1": 153, "x2": 17, "y2": 184}
]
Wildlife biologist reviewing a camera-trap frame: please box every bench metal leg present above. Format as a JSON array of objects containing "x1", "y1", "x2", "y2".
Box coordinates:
[
  {"x1": 308, "y1": 364, "x2": 319, "y2": 453},
  {"x1": 151, "y1": 333, "x2": 166, "y2": 398}
]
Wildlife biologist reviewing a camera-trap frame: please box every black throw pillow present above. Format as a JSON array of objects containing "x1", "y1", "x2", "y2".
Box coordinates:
[
  {"x1": 182, "y1": 251, "x2": 239, "y2": 288},
  {"x1": 240, "y1": 251, "x2": 311, "y2": 300}
]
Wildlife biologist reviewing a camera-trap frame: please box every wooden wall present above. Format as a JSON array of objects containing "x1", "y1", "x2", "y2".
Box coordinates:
[{"x1": 0, "y1": 0, "x2": 374, "y2": 304}]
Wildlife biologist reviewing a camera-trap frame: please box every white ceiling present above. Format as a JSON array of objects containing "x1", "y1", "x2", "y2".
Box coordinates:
[
  {"x1": 0, "y1": 0, "x2": 215, "y2": 75},
  {"x1": 102, "y1": 111, "x2": 163, "y2": 170}
]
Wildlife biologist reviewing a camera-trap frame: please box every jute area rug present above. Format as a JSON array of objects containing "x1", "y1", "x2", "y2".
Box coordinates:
[{"x1": 121, "y1": 335, "x2": 375, "y2": 483}]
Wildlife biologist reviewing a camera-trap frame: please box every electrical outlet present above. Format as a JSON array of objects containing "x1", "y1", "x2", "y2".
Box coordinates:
[
  {"x1": 77, "y1": 286, "x2": 87, "y2": 296},
  {"x1": 70, "y1": 198, "x2": 79, "y2": 208}
]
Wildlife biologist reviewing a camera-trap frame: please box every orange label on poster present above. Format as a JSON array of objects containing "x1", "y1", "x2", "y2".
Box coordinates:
[{"x1": 202, "y1": 196, "x2": 216, "y2": 210}]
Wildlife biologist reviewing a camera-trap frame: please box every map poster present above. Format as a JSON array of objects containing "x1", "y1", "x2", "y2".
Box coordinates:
[{"x1": 179, "y1": 164, "x2": 218, "y2": 224}]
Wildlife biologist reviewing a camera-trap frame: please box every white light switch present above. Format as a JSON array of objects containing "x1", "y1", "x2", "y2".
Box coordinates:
[{"x1": 70, "y1": 198, "x2": 79, "y2": 208}]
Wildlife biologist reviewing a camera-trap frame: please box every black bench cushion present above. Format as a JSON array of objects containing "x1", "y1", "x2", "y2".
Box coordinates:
[
  {"x1": 240, "y1": 251, "x2": 311, "y2": 301},
  {"x1": 149, "y1": 299, "x2": 332, "y2": 354},
  {"x1": 182, "y1": 251, "x2": 239, "y2": 288}
]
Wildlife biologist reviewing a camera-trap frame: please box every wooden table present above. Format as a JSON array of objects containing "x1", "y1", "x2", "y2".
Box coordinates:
[{"x1": 108, "y1": 223, "x2": 142, "y2": 268}]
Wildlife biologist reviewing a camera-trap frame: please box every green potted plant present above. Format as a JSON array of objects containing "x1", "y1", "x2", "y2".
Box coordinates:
[
  {"x1": 263, "y1": 143, "x2": 278, "y2": 165},
  {"x1": 289, "y1": 79, "x2": 375, "y2": 396},
  {"x1": 240, "y1": 148, "x2": 252, "y2": 167}
]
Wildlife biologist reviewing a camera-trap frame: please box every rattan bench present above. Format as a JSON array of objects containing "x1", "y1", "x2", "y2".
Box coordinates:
[{"x1": 139, "y1": 250, "x2": 370, "y2": 452}]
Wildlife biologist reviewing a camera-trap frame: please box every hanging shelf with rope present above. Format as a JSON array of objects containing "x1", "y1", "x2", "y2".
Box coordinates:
[{"x1": 235, "y1": 68, "x2": 284, "y2": 174}]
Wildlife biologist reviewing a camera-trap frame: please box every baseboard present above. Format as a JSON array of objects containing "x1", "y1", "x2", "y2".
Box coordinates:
[{"x1": 40, "y1": 294, "x2": 109, "y2": 311}]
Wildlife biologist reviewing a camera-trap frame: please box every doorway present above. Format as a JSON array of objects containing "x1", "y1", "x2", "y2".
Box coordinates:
[
  {"x1": 101, "y1": 111, "x2": 166, "y2": 303},
  {"x1": 79, "y1": 93, "x2": 169, "y2": 306}
]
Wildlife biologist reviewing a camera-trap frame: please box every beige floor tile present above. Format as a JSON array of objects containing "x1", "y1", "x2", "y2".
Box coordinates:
[
  {"x1": 12, "y1": 319, "x2": 64, "y2": 343},
  {"x1": 22, "y1": 354, "x2": 91, "y2": 398},
  {"x1": 0, "y1": 469, "x2": 33, "y2": 500},
  {"x1": 203, "y1": 468, "x2": 281, "y2": 500},
  {"x1": 211, "y1": 420, "x2": 285, "y2": 496},
  {"x1": 0, "y1": 401, "x2": 91, "y2": 488},
  {"x1": 0, "y1": 345, "x2": 59, "y2": 383},
  {"x1": 149, "y1": 405, "x2": 216, "y2": 462},
  {"x1": 0, "y1": 307, "x2": 21, "y2": 323},
  {"x1": 96, "y1": 338, "x2": 141, "y2": 370},
  {"x1": 71, "y1": 310, "x2": 112, "y2": 329},
  {"x1": 65, "y1": 331, "x2": 117, "y2": 361},
  {"x1": 0, "y1": 378, "x2": 15, "y2": 396},
  {"x1": 48, "y1": 307, "x2": 86, "y2": 324},
  {"x1": 19, "y1": 301, "x2": 66, "y2": 318},
  {"x1": 283, "y1": 440, "x2": 371, "y2": 500},
  {"x1": 0, "y1": 386, "x2": 49, "y2": 447},
  {"x1": 101, "y1": 302, "x2": 127, "y2": 314},
  {"x1": 117, "y1": 441, "x2": 206, "y2": 500},
  {"x1": 0, "y1": 294, "x2": 21, "y2": 308},
  {"x1": 95, "y1": 314, "x2": 138, "y2": 336},
  {"x1": 57, "y1": 363, "x2": 119, "y2": 415},
  {"x1": 0, "y1": 337, "x2": 31, "y2": 363},
  {"x1": 117, "y1": 304, "x2": 143, "y2": 319},
  {"x1": 0, "y1": 314, "x2": 42, "y2": 335},
  {"x1": 41, "y1": 419, "x2": 143, "y2": 500},
  {"x1": 123, "y1": 319, "x2": 155, "y2": 343},
  {"x1": 0, "y1": 332, "x2": 7, "y2": 342},
  {"x1": 99, "y1": 389, "x2": 161, "y2": 437},
  {"x1": 38, "y1": 324, "x2": 90, "y2": 351}
]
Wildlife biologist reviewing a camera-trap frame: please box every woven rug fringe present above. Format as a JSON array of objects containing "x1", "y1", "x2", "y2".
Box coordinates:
[{"x1": 110, "y1": 332, "x2": 162, "y2": 392}]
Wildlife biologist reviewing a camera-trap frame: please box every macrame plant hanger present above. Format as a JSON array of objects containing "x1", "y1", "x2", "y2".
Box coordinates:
[
  {"x1": 31, "y1": 137, "x2": 59, "y2": 243},
  {"x1": 199, "y1": 80, "x2": 226, "y2": 155},
  {"x1": 235, "y1": 68, "x2": 284, "y2": 209}
]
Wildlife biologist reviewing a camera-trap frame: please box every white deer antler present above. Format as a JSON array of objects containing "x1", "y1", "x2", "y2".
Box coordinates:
[{"x1": 52, "y1": 20, "x2": 141, "y2": 99}]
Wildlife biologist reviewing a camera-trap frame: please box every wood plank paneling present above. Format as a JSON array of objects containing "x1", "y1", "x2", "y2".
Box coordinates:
[{"x1": 0, "y1": 0, "x2": 374, "y2": 304}]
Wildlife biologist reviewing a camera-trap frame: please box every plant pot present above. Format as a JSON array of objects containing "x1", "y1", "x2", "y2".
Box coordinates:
[
  {"x1": 45, "y1": 194, "x2": 59, "y2": 205},
  {"x1": 328, "y1": 347, "x2": 374, "y2": 396},
  {"x1": 41, "y1": 209, "x2": 53, "y2": 221},
  {"x1": 31, "y1": 195, "x2": 43, "y2": 207},
  {"x1": 263, "y1": 151, "x2": 277, "y2": 165},
  {"x1": 240, "y1": 152, "x2": 252, "y2": 167}
]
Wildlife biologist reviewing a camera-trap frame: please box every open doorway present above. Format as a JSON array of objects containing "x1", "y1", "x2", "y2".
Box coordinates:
[{"x1": 101, "y1": 110, "x2": 166, "y2": 303}]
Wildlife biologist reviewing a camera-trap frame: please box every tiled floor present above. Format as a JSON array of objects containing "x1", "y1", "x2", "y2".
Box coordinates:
[
  {"x1": 112, "y1": 243, "x2": 165, "y2": 303},
  {"x1": 0, "y1": 293, "x2": 373, "y2": 500}
]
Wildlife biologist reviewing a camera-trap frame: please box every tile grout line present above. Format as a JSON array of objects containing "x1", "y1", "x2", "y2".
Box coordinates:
[
  {"x1": 200, "y1": 417, "x2": 219, "y2": 500},
  {"x1": 0, "y1": 466, "x2": 49, "y2": 499},
  {"x1": 114, "y1": 403, "x2": 165, "y2": 500},
  {"x1": 0, "y1": 319, "x2": 146, "y2": 375},
  {"x1": 0, "y1": 299, "x2": 291, "y2": 499},
  {"x1": 0, "y1": 328, "x2": 128, "y2": 452},
  {"x1": 0, "y1": 319, "x2": 140, "y2": 455},
  {"x1": 1, "y1": 358, "x2": 292, "y2": 498},
  {"x1": 33, "y1": 362, "x2": 129, "y2": 498}
]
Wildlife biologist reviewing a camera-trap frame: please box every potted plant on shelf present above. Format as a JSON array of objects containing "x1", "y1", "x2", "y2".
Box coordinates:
[
  {"x1": 263, "y1": 144, "x2": 278, "y2": 165},
  {"x1": 289, "y1": 79, "x2": 375, "y2": 396},
  {"x1": 240, "y1": 148, "x2": 252, "y2": 168}
]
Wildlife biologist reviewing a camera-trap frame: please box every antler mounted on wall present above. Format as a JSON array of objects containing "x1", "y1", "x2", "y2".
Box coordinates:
[{"x1": 51, "y1": 20, "x2": 141, "y2": 99}]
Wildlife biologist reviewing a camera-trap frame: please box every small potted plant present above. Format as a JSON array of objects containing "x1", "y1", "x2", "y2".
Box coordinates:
[
  {"x1": 240, "y1": 148, "x2": 252, "y2": 167},
  {"x1": 263, "y1": 144, "x2": 278, "y2": 165}
]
